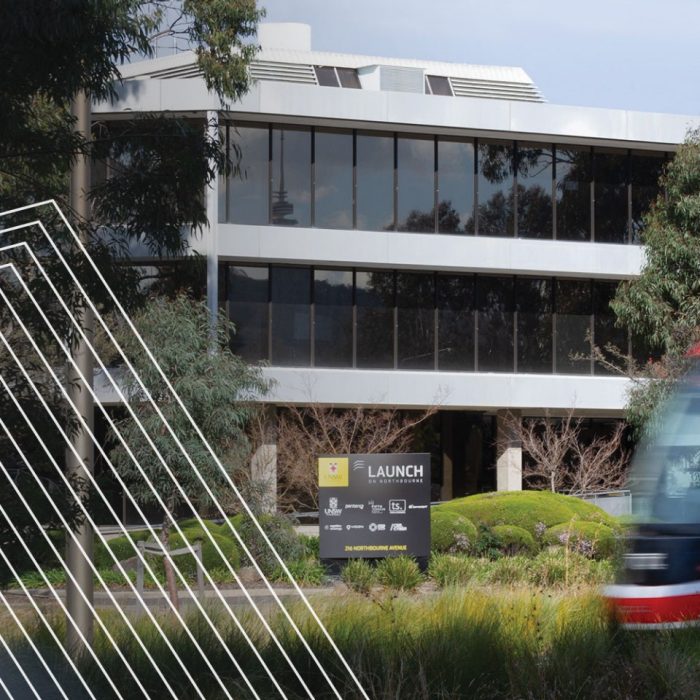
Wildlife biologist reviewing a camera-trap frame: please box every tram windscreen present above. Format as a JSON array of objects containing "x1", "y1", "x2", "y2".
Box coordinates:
[{"x1": 630, "y1": 376, "x2": 700, "y2": 525}]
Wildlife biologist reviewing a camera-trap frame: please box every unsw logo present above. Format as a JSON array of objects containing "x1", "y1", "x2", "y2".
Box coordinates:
[{"x1": 324, "y1": 496, "x2": 342, "y2": 517}]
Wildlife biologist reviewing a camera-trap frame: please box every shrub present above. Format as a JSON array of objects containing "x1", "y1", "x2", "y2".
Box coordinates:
[
  {"x1": 545, "y1": 521, "x2": 618, "y2": 559},
  {"x1": 299, "y1": 534, "x2": 320, "y2": 559},
  {"x1": 94, "y1": 529, "x2": 152, "y2": 568},
  {"x1": 430, "y1": 510, "x2": 478, "y2": 553},
  {"x1": 272, "y1": 558, "x2": 326, "y2": 586},
  {"x1": 487, "y1": 555, "x2": 532, "y2": 585},
  {"x1": 530, "y1": 549, "x2": 598, "y2": 587},
  {"x1": 438, "y1": 490, "x2": 617, "y2": 535},
  {"x1": 490, "y1": 525, "x2": 537, "y2": 556},
  {"x1": 341, "y1": 559, "x2": 375, "y2": 593},
  {"x1": 375, "y1": 556, "x2": 423, "y2": 591},
  {"x1": 473, "y1": 524, "x2": 504, "y2": 560},
  {"x1": 429, "y1": 554, "x2": 481, "y2": 587}
]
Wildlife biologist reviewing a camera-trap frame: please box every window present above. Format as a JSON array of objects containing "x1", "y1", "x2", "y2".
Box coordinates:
[
  {"x1": 594, "y1": 148, "x2": 628, "y2": 243},
  {"x1": 227, "y1": 124, "x2": 269, "y2": 225},
  {"x1": 397, "y1": 136, "x2": 435, "y2": 232},
  {"x1": 594, "y1": 280, "x2": 627, "y2": 375},
  {"x1": 437, "y1": 274, "x2": 474, "y2": 370},
  {"x1": 337, "y1": 67, "x2": 361, "y2": 89},
  {"x1": 270, "y1": 266, "x2": 311, "y2": 366},
  {"x1": 426, "y1": 75, "x2": 452, "y2": 96},
  {"x1": 556, "y1": 146, "x2": 591, "y2": 241},
  {"x1": 271, "y1": 127, "x2": 311, "y2": 227},
  {"x1": 227, "y1": 265, "x2": 268, "y2": 362},
  {"x1": 517, "y1": 278, "x2": 552, "y2": 372},
  {"x1": 356, "y1": 132, "x2": 394, "y2": 231},
  {"x1": 477, "y1": 276, "x2": 514, "y2": 371},
  {"x1": 516, "y1": 144, "x2": 553, "y2": 239},
  {"x1": 477, "y1": 141, "x2": 514, "y2": 237},
  {"x1": 437, "y1": 138, "x2": 475, "y2": 234},
  {"x1": 397, "y1": 272, "x2": 435, "y2": 369},
  {"x1": 314, "y1": 129, "x2": 353, "y2": 229},
  {"x1": 356, "y1": 270, "x2": 395, "y2": 368},
  {"x1": 555, "y1": 279, "x2": 591, "y2": 374},
  {"x1": 314, "y1": 269, "x2": 353, "y2": 367},
  {"x1": 631, "y1": 151, "x2": 665, "y2": 243},
  {"x1": 314, "y1": 66, "x2": 361, "y2": 89},
  {"x1": 314, "y1": 66, "x2": 339, "y2": 87}
]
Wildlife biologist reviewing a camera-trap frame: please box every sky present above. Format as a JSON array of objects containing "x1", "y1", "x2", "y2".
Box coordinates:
[{"x1": 259, "y1": 0, "x2": 700, "y2": 115}]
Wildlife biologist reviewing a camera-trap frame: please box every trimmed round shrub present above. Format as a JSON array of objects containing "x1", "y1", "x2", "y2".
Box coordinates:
[
  {"x1": 94, "y1": 529, "x2": 151, "y2": 568},
  {"x1": 544, "y1": 521, "x2": 618, "y2": 559},
  {"x1": 490, "y1": 525, "x2": 537, "y2": 556},
  {"x1": 168, "y1": 526, "x2": 241, "y2": 576},
  {"x1": 431, "y1": 510, "x2": 478, "y2": 553},
  {"x1": 375, "y1": 555, "x2": 423, "y2": 591},
  {"x1": 438, "y1": 490, "x2": 617, "y2": 536}
]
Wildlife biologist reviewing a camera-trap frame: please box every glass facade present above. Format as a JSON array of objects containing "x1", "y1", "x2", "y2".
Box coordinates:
[
  {"x1": 223, "y1": 123, "x2": 667, "y2": 244},
  {"x1": 225, "y1": 263, "x2": 634, "y2": 375}
]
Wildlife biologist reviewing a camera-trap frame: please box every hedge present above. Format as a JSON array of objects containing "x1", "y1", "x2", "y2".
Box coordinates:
[
  {"x1": 431, "y1": 510, "x2": 478, "y2": 553},
  {"x1": 490, "y1": 525, "x2": 537, "y2": 555},
  {"x1": 545, "y1": 521, "x2": 618, "y2": 559}
]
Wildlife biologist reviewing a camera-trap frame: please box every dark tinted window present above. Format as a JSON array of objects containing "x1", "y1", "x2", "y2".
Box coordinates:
[
  {"x1": 555, "y1": 279, "x2": 591, "y2": 374},
  {"x1": 437, "y1": 139, "x2": 475, "y2": 234},
  {"x1": 427, "y1": 75, "x2": 452, "y2": 96},
  {"x1": 437, "y1": 275, "x2": 474, "y2": 370},
  {"x1": 517, "y1": 278, "x2": 552, "y2": 372},
  {"x1": 477, "y1": 141, "x2": 514, "y2": 237},
  {"x1": 314, "y1": 66, "x2": 339, "y2": 87},
  {"x1": 356, "y1": 270, "x2": 394, "y2": 368},
  {"x1": 356, "y1": 132, "x2": 394, "y2": 231},
  {"x1": 595, "y1": 149, "x2": 628, "y2": 243},
  {"x1": 227, "y1": 124, "x2": 269, "y2": 225},
  {"x1": 270, "y1": 266, "x2": 310, "y2": 366},
  {"x1": 271, "y1": 127, "x2": 311, "y2": 227},
  {"x1": 397, "y1": 136, "x2": 435, "y2": 232},
  {"x1": 477, "y1": 276, "x2": 514, "y2": 371},
  {"x1": 314, "y1": 129, "x2": 353, "y2": 229},
  {"x1": 314, "y1": 269, "x2": 353, "y2": 367},
  {"x1": 337, "y1": 67, "x2": 361, "y2": 89},
  {"x1": 397, "y1": 272, "x2": 435, "y2": 369},
  {"x1": 594, "y1": 280, "x2": 627, "y2": 375},
  {"x1": 631, "y1": 152, "x2": 665, "y2": 243},
  {"x1": 556, "y1": 146, "x2": 591, "y2": 241},
  {"x1": 517, "y1": 144, "x2": 553, "y2": 239},
  {"x1": 227, "y1": 265, "x2": 268, "y2": 362}
]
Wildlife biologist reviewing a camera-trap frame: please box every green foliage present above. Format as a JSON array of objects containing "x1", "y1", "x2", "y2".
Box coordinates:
[
  {"x1": 94, "y1": 529, "x2": 151, "y2": 568},
  {"x1": 438, "y1": 490, "x2": 616, "y2": 535},
  {"x1": 490, "y1": 525, "x2": 537, "y2": 555},
  {"x1": 299, "y1": 534, "x2": 320, "y2": 559},
  {"x1": 545, "y1": 521, "x2": 618, "y2": 559},
  {"x1": 430, "y1": 509, "x2": 477, "y2": 553},
  {"x1": 341, "y1": 559, "x2": 375, "y2": 594},
  {"x1": 272, "y1": 558, "x2": 326, "y2": 587},
  {"x1": 375, "y1": 556, "x2": 423, "y2": 591},
  {"x1": 487, "y1": 555, "x2": 533, "y2": 585},
  {"x1": 428, "y1": 554, "x2": 482, "y2": 587}
]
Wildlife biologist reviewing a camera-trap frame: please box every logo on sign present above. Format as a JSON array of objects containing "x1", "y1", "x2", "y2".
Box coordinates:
[
  {"x1": 390, "y1": 523, "x2": 407, "y2": 532},
  {"x1": 389, "y1": 499, "x2": 406, "y2": 515},
  {"x1": 318, "y1": 457, "x2": 349, "y2": 487},
  {"x1": 324, "y1": 496, "x2": 342, "y2": 517},
  {"x1": 369, "y1": 523, "x2": 386, "y2": 532}
]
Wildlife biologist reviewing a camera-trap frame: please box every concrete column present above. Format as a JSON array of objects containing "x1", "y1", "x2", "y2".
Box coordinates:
[
  {"x1": 496, "y1": 410, "x2": 522, "y2": 491},
  {"x1": 250, "y1": 408, "x2": 277, "y2": 513},
  {"x1": 205, "y1": 110, "x2": 219, "y2": 341}
]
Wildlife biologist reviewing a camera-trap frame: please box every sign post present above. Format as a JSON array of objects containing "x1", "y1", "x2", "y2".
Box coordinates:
[{"x1": 318, "y1": 453, "x2": 431, "y2": 560}]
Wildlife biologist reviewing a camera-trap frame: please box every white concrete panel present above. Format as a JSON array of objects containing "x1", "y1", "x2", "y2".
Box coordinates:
[
  {"x1": 217, "y1": 224, "x2": 644, "y2": 279},
  {"x1": 261, "y1": 368, "x2": 630, "y2": 413}
]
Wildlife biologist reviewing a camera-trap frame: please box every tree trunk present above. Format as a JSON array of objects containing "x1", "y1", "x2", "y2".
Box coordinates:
[
  {"x1": 550, "y1": 471, "x2": 555, "y2": 493},
  {"x1": 161, "y1": 520, "x2": 179, "y2": 612}
]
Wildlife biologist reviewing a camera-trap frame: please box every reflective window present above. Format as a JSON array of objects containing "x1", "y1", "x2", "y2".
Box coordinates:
[
  {"x1": 631, "y1": 151, "x2": 665, "y2": 243},
  {"x1": 427, "y1": 75, "x2": 452, "y2": 96},
  {"x1": 270, "y1": 266, "x2": 310, "y2": 366},
  {"x1": 477, "y1": 141, "x2": 514, "y2": 237},
  {"x1": 437, "y1": 139, "x2": 475, "y2": 234},
  {"x1": 227, "y1": 124, "x2": 269, "y2": 225},
  {"x1": 227, "y1": 265, "x2": 268, "y2": 362},
  {"x1": 594, "y1": 280, "x2": 627, "y2": 375},
  {"x1": 356, "y1": 270, "x2": 394, "y2": 368},
  {"x1": 271, "y1": 127, "x2": 311, "y2": 227},
  {"x1": 556, "y1": 146, "x2": 591, "y2": 241},
  {"x1": 397, "y1": 136, "x2": 435, "y2": 232},
  {"x1": 517, "y1": 278, "x2": 552, "y2": 372},
  {"x1": 437, "y1": 274, "x2": 474, "y2": 370},
  {"x1": 337, "y1": 68, "x2": 361, "y2": 89},
  {"x1": 516, "y1": 144, "x2": 553, "y2": 239},
  {"x1": 356, "y1": 132, "x2": 394, "y2": 231},
  {"x1": 314, "y1": 129, "x2": 353, "y2": 229},
  {"x1": 477, "y1": 276, "x2": 514, "y2": 371},
  {"x1": 595, "y1": 148, "x2": 628, "y2": 244},
  {"x1": 314, "y1": 269, "x2": 353, "y2": 367},
  {"x1": 555, "y1": 279, "x2": 591, "y2": 374},
  {"x1": 397, "y1": 272, "x2": 435, "y2": 369},
  {"x1": 314, "y1": 66, "x2": 339, "y2": 87}
]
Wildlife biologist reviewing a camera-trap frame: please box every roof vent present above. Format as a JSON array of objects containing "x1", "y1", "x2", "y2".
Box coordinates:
[
  {"x1": 379, "y1": 66, "x2": 424, "y2": 94},
  {"x1": 258, "y1": 23, "x2": 311, "y2": 52}
]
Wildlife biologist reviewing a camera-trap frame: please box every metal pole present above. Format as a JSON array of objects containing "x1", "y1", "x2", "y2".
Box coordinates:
[{"x1": 66, "y1": 89, "x2": 95, "y2": 656}]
